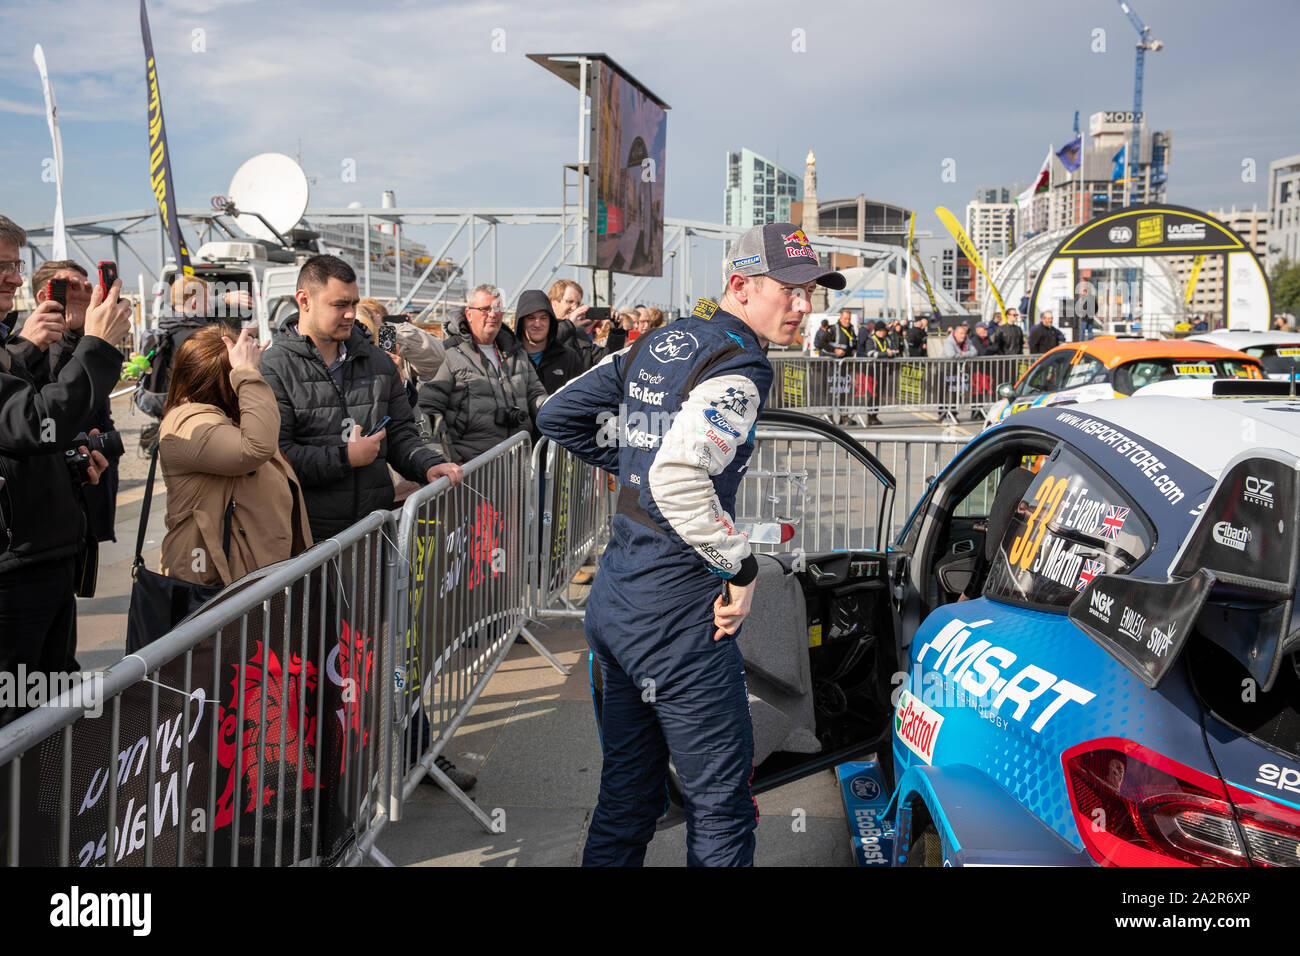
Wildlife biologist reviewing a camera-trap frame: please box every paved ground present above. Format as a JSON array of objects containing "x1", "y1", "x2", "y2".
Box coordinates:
[
  {"x1": 74, "y1": 395, "x2": 980, "y2": 866},
  {"x1": 373, "y1": 618, "x2": 860, "y2": 867}
]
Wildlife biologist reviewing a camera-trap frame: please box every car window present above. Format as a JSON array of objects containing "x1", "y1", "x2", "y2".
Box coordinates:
[
  {"x1": 983, "y1": 443, "x2": 1154, "y2": 612},
  {"x1": 1113, "y1": 357, "x2": 1261, "y2": 393},
  {"x1": 1060, "y1": 356, "x2": 1106, "y2": 390},
  {"x1": 1020, "y1": 354, "x2": 1070, "y2": 396},
  {"x1": 1246, "y1": 345, "x2": 1300, "y2": 376}
]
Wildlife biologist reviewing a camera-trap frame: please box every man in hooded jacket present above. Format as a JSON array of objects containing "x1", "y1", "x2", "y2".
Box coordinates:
[{"x1": 513, "y1": 289, "x2": 587, "y2": 396}]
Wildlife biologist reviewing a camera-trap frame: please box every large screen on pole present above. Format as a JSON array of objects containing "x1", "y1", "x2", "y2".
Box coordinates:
[{"x1": 590, "y1": 62, "x2": 666, "y2": 276}]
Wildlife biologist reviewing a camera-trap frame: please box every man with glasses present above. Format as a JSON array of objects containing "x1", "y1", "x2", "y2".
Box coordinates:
[
  {"x1": 419, "y1": 283, "x2": 546, "y2": 464},
  {"x1": 536, "y1": 222, "x2": 844, "y2": 866},
  {"x1": 994, "y1": 307, "x2": 1025, "y2": 356}
]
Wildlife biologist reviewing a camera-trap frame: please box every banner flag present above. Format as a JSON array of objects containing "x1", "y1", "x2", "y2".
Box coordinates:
[
  {"x1": 935, "y1": 205, "x2": 1009, "y2": 319},
  {"x1": 32, "y1": 44, "x2": 67, "y2": 260},
  {"x1": 140, "y1": 0, "x2": 193, "y2": 276}
]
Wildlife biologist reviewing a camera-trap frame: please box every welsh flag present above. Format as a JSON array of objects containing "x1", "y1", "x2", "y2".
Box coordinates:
[{"x1": 1016, "y1": 147, "x2": 1053, "y2": 208}]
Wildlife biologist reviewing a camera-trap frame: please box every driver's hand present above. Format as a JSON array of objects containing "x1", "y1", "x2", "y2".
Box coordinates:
[{"x1": 712, "y1": 579, "x2": 755, "y2": 641}]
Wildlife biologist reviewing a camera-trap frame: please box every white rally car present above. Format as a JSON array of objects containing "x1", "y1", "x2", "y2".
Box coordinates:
[{"x1": 1185, "y1": 329, "x2": 1300, "y2": 382}]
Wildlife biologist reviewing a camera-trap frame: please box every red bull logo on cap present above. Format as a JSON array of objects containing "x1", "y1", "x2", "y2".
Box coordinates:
[{"x1": 782, "y1": 228, "x2": 817, "y2": 260}]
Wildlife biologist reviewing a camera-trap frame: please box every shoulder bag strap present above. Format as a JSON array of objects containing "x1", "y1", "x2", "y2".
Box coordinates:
[{"x1": 133, "y1": 441, "x2": 160, "y2": 572}]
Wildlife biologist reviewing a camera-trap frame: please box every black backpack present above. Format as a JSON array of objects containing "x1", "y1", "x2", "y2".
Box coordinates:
[{"x1": 133, "y1": 323, "x2": 203, "y2": 420}]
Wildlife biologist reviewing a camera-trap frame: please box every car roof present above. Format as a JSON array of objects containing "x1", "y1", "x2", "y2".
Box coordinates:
[
  {"x1": 1185, "y1": 330, "x2": 1300, "y2": 349},
  {"x1": 1060, "y1": 395, "x2": 1300, "y2": 479},
  {"x1": 1040, "y1": 337, "x2": 1262, "y2": 370}
]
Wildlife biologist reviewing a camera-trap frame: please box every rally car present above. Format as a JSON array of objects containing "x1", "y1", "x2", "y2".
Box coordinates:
[
  {"x1": 1185, "y1": 329, "x2": 1300, "y2": 382},
  {"x1": 591, "y1": 400, "x2": 1300, "y2": 866},
  {"x1": 983, "y1": 337, "x2": 1264, "y2": 428}
]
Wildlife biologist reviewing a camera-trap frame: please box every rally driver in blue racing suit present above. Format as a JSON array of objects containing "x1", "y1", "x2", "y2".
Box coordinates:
[{"x1": 536, "y1": 223, "x2": 844, "y2": 866}]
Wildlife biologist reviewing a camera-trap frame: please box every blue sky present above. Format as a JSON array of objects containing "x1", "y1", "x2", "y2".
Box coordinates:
[{"x1": 1, "y1": 0, "x2": 1297, "y2": 305}]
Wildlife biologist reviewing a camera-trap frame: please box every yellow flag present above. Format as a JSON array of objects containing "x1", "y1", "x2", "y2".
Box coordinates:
[
  {"x1": 1185, "y1": 255, "x2": 1205, "y2": 305},
  {"x1": 935, "y1": 206, "x2": 1008, "y2": 319}
]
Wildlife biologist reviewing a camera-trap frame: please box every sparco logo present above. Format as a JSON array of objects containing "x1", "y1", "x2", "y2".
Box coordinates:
[
  {"x1": 1213, "y1": 521, "x2": 1251, "y2": 551},
  {"x1": 699, "y1": 543, "x2": 734, "y2": 570},
  {"x1": 1088, "y1": 589, "x2": 1114, "y2": 624},
  {"x1": 1244, "y1": 475, "x2": 1275, "y2": 508},
  {"x1": 650, "y1": 330, "x2": 699, "y2": 364},
  {"x1": 895, "y1": 690, "x2": 944, "y2": 765},
  {"x1": 1108, "y1": 226, "x2": 1133, "y2": 243},
  {"x1": 1257, "y1": 762, "x2": 1300, "y2": 795}
]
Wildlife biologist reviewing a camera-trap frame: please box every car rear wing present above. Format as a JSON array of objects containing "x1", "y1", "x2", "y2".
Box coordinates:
[{"x1": 1070, "y1": 448, "x2": 1300, "y2": 691}]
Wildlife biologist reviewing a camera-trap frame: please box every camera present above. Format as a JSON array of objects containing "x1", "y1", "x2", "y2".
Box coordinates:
[
  {"x1": 64, "y1": 430, "x2": 125, "y2": 483},
  {"x1": 494, "y1": 407, "x2": 529, "y2": 428}
]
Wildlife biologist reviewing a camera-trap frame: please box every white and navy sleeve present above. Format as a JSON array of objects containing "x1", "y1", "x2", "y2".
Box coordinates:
[{"x1": 648, "y1": 372, "x2": 762, "y2": 586}]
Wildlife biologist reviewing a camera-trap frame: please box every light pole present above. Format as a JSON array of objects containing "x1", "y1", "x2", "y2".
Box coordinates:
[{"x1": 668, "y1": 249, "x2": 677, "y2": 318}]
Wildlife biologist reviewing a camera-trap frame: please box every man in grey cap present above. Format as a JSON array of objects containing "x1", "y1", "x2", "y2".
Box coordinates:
[{"x1": 537, "y1": 222, "x2": 843, "y2": 866}]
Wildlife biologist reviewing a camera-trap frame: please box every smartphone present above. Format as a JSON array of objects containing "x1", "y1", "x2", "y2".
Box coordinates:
[
  {"x1": 376, "y1": 324, "x2": 397, "y2": 353},
  {"x1": 381, "y1": 313, "x2": 409, "y2": 324},
  {"x1": 364, "y1": 416, "x2": 391, "y2": 437},
  {"x1": 585, "y1": 307, "x2": 612, "y2": 322},
  {"x1": 47, "y1": 278, "x2": 68, "y2": 309},
  {"x1": 96, "y1": 260, "x2": 119, "y2": 294}
]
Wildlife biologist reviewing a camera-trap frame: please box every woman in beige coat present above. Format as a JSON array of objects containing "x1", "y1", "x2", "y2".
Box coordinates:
[{"x1": 158, "y1": 325, "x2": 312, "y2": 585}]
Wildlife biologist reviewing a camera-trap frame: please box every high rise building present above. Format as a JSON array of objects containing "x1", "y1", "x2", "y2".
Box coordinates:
[
  {"x1": 1170, "y1": 206, "x2": 1269, "y2": 318},
  {"x1": 1047, "y1": 111, "x2": 1172, "y2": 232},
  {"x1": 1267, "y1": 154, "x2": 1300, "y2": 269},
  {"x1": 723, "y1": 148, "x2": 803, "y2": 228}
]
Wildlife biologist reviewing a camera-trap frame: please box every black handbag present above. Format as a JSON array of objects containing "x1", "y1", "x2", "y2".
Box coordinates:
[{"x1": 124, "y1": 443, "x2": 234, "y2": 653}]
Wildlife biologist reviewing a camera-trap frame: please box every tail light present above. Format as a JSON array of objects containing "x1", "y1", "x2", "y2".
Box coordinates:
[{"x1": 1063, "y1": 737, "x2": 1300, "y2": 867}]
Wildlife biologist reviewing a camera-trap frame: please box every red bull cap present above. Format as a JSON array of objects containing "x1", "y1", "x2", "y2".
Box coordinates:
[{"x1": 722, "y1": 221, "x2": 846, "y2": 290}]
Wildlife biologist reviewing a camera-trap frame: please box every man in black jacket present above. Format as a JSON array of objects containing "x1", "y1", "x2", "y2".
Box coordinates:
[
  {"x1": 549, "y1": 279, "x2": 605, "y2": 370},
  {"x1": 0, "y1": 215, "x2": 130, "y2": 728},
  {"x1": 260, "y1": 255, "x2": 462, "y2": 542},
  {"x1": 1028, "y1": 310, "x2": 1063, "y2": 355},
  {"x1": 905, "y1": 316, "x2": 930, "y2": 357},
  {"x1": 993, "y1": 308, "x2": 1025, "y2": 355},
  {"x1": 514, "y1": 289, "x2": 586, "y2": 396},
  {"x1": 15, "y1": 261, "x2": 120, "y2": 543}
]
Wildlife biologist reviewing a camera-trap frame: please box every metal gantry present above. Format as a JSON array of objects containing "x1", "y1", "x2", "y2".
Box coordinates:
[{"x1": 20, "y1": 206, "x2": 921, "y2": 318}]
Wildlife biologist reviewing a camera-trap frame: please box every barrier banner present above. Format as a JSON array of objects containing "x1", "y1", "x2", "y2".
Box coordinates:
[
  {"x1": 897, "y1": 363, "x2": 925, "y2": 404},
  {"x1": 780, "y1": 363, "x2": 807, "y2": 406},
  {"x1": 24, "y1": 563, "x2": 377, "y2": 866}
]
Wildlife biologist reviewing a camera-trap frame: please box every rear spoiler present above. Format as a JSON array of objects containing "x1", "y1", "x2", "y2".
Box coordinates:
[
  {"x1": 1208, "y1": 379, "x2": 1296, "y2": 397},
  {"x1": 1071, "y1": 448, "x2": 1300, "y2": 691}
]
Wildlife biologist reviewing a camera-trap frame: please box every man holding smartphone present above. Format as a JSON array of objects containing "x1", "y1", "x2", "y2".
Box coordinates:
[
  {"x1": 536, "y1": 222, "x2": 844, "y2": 866},
  {"x1": 17, "y1": 261, "x2": 122, "y2": 544},
  {"x1": 0, "y1": 215, "x2": 131, "y2": 728},
  {"x1": 260, "y1": 254, "x2": 462, "y2": 542}
]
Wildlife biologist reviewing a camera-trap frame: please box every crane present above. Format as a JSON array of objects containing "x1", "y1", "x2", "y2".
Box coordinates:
[{"x1": 1117, "y1": 1, "x2": 1163, "y2": 207}]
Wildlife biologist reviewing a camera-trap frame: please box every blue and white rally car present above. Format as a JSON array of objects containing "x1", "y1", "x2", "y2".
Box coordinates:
[
  {"x1": 883, "y1": 394, "x2": 1300, "y2": 866},
  {"x1": 591, "y1": 398, "x2": 1300, "y2": 866}
]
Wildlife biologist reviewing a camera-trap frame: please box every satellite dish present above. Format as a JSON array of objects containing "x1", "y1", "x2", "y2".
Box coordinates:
[{"x1": 227, "y1": 153, "x2": 309, "y2": 244}]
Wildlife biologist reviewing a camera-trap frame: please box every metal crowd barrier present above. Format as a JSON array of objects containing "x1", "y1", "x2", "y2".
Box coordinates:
[
  {"x1": 768, "y1": 354, "x2": 1040, "y2": 417},
  {"x1": 389, "y1": 432, "x2": 564, "y2": 834},
  {"x1": 531, "y1": 436, "x2": 612, "y2": 620},
  {"x1": 0, "y1": 511, "x2": 396, "y2": 868}
]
